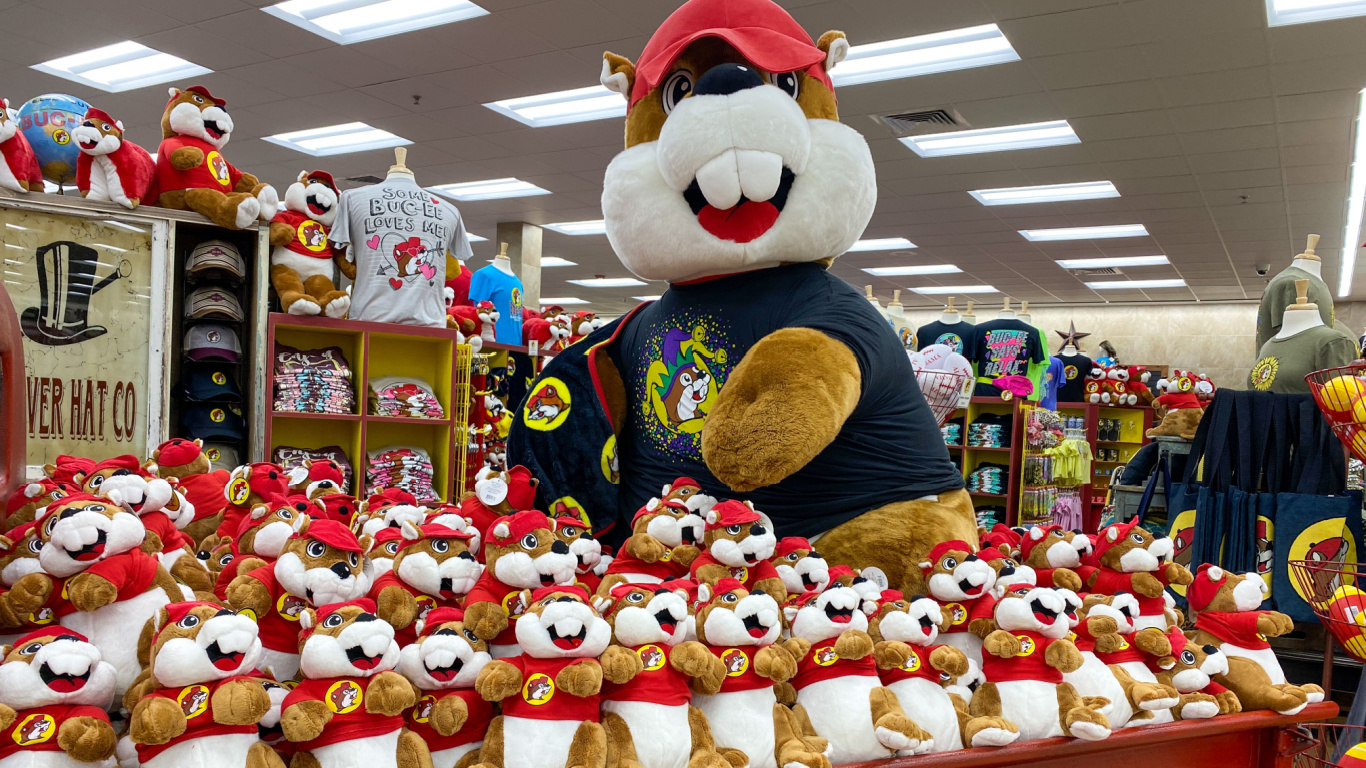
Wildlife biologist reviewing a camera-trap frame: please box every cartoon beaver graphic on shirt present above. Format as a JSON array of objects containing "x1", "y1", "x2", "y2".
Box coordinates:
[
  {"x1": 525, "y1": 675, "x2": 553, "y2": 703},
  {"x1": 21, "y1": 717, "x2": 53, "y2": 743},
  {"x1": 526, "y1": 386, "x2": 567, "y2": 423},
  {"x1": 180, "y1": 687, "x2": 209, "y2": 716},
  {"x1": 329, "y1": 681, "x2": 360, "y2": 712}
]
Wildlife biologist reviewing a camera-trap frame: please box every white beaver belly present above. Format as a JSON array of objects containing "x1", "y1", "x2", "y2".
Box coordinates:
[
  {"x1": 886, "y1": 677, "x2": 961, "y2": 752},
  {"x1": 310, "y1": 729, "x2": 402, "y2": 768},
  {"x1": 796, "y1": 676, "x2": 887, "y2": 764},
  {"x1": 503, "y1": 716, "x2": 584, "y2": 768},
  {"x1": 430, "y1": 742, "x2": 480, "y2": 768},
  {"x1": 1113, "y1": 662, "x2": 1173, "y2": 725},
  {"x1": 601, "y1": 700, "x2": 691, "y2": 768},
  {"x1": 1220, "y1": 644, "x2": 1285, "y2": 684},
  {"x1": 1063, "y1": 654, "x2": 1132, "y2": 727},
  {"x1": 1, "y1": 751, "x2": 116, "y2": 768},
  {"x1": 939, "y1": 633, "x2": 983, "y2": 665},
  {"x1": 142, "y1": 732, "x2": 258, "y2": 768},
  {"x1": 693, "y1": 688, "x2": 777, "y2": 768},
  {"x1": 60, "y1": 586, "x2": 179, "y2": 700},
  {"x1": 996, "y1": 680, "x2": 1066, "y2": 741}
]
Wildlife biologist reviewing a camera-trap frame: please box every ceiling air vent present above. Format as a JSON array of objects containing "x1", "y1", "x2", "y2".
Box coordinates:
[
  {"x1": 1069, "y1": 267, "x2": 1123, "y2": 276},
  {"x1": 876, "y1": 107, "x2": 966, "y2": 137}
]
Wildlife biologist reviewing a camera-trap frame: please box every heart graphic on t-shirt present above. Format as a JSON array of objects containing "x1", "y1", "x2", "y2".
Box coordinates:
[
  {"x1": 367, "y1": 235, "x2": 381, "y2": 250},
  {"x1": 389, "y1": 277, "x2": 403, "y2": 290},
  {"x1": 418, "y1": 263, "x2": 436, "y2": 280}
]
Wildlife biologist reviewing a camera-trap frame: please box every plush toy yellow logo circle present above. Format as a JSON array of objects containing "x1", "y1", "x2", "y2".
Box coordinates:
[
  {"x1": 601, "y1": 435, "x2": 619, "y2": 484},
  {"x1": 228, "y1": 478, "x2": 250, "y2": 505},
  {"x1": 728, "y1": 566, "x2": 749, "y2": 583},
  {"x1": 522, "y1": 673, "x2": 555, "y2": 705},
  {"x1": 523, "y1": 378, "x2": 571, "y2": 431},
  {"x1": 325, "y1": 680, "x2": 363, "y2": 714},
  {"x1": 177, "y1": 684, "x2": 210, "y2": 718},
  {"x1": 502, "y1": 590, "x2": 527, "y2": 619},
  {"x1": 297, "y1": 219, "x2": 328, "y2": 252},
  {"x1": 1288, "y1": 517, "x2": 1356, "y2": 604},
  {"x1": 277, "y1": 592, "x2": 308, "y2": 621},
  {"x1": 413, "y1": 694, "x2": 436, "y2": 723},
  {"x1": 1015, "y1": 635, "x2": 1036, "y2": 656},
  {"x1": 900, "y1": 651, "x2": 921, "y2": 672},
  {"x1": 206, "y1": 151, "x2": 231, "y2": 188},
  {"x1": 944, "y1": 602, "x2": 966, "y2": 626},
  {"x1": 638, "y1": 644, "x2": 667, "y2": 671},
  {"x1": 813, "y1": 646, "x2": 839, "y2": 666},
  {"x1": 11, "y1": 713, "x2": 55, "y2": 745},
  {"x1": 721, "y1": 648, "x2": 749, "y2": 677}
]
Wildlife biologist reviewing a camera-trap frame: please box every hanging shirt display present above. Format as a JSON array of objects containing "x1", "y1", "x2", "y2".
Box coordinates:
[
  {"x1": 914, "y1": 320, "x2": 970, "y2": 355},
  {"x1": 1041, "y1": 357, "x2": 1065, "y2": 411},
  {"x1": 964, "y1": 319, "x2": 1048, "y2": 397},
  {"x1": 468, "y1": 264, "x2": 525, "y2": 345},
  {"x1": 1256, "y1": 266, "x2": 1334, "y2": 350},
  {"x1": 1248, "y1": 326, "x2": 1357, "y2": 394},
  {"x1": 1055, "y1": 354, "x2": 1094, "y2": 404}
]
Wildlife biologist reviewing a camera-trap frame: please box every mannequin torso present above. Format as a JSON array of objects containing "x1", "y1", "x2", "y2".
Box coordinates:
[
  {"x1": 1275, "y1": 304, "x2": 1324, "y2": 339},
  {"x1": 492, "y1": 255, "x2": 514, "y2": 277}
]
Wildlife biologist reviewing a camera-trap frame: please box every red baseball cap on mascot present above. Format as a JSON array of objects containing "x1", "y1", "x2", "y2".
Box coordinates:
[
  {"x1": 709, "y1": 577, "x2": 746, "y2": 596},
  {"x1": 398, "y1": 523, "x2": 473, "y2": 552},
  {"x1": 705, "y1": 499, "x2": 759, "y2": 530},
  {"x1": 366, "y1": 488, "x2": 418, "y2": 511},
  {"x1": 920, "y1": 540, "x2": 974, "y2": 575},
  {"x1": 172, "y1": 85, "x2": 225, "y2": 108},
  {"x1": 487, "y1": 510, "x2": 554, "y2": 547},
  {"x1": 156, "y1": 438, "x2": 202, "y2": 467},
  {"x1": 153, "y1": 601, "x2": 220, "y2": 645},
  {"x1": 1186, "y1": 564, "x2": 1228, "y2": 613},
  {"x1": 530, "y1": 584, "x2": 589, "y2": 603},
  {"x1": 371, "y1": 526, "x2": 404, "y2": 551},
  {"x1": 629, "y1": 0, "x2": 832, "y2": 109},
  {"x1": 303, "y1": 598, "x2": 375, "y2": 638},
  {"x1": 980, "y1": 523, "x2": 1022, "y2": 555},
  {"x1": 292, "y1": 518, "x2": 363, "y2": 553},
  {"x1": 12, "y1": 626, "x2": 89, "y2": 647},
  {"x1": 877, "y1": 589, "x2": 905, "y2": 608},
  {"x1": 631, "y1": 498, "x2": 688, "y2": 526},
  {"x1": 89, "y1": 454, "x2": 146, "y2": 477},
  {"x1": 5, "y1": 478, "x2": 68, "y2": 516},
  {"x1": 1019, "y1": 524, "x2": 1065, "y2": 562},
  {"x1": 303, "y1": 170, "x2": 338, "y2": 194},
  {"x1": 1093, "y1": 519, "x2": 1142, "y2": 563},
  {"x1": 419, "y1": 606, "x2": 465, "y2": 637},
  {"x1": 83, "y1": 107, "x2": 121, "y2": 129},
  {"x1": 773, "y1": 537, "x2": 813, "y2": 559},
  {"x1": 304, "y1": 460, "x2": 345, "y2": 486},
  {"x1": 50, "y1": 455, "x2": 96, "y2": 485},
  {"x1": 319, "y1": 494, "x2": 357, "y2": 525}
]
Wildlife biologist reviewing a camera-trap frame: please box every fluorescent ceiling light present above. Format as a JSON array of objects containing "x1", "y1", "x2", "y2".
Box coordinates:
[
  {"x1": 1056, "y1": 255, "x2": 1169, "y2": 269},
  {"x1": 544, "y1": 220, "x2": 607, "y2": 236},
  {"x1": 568, "y1": 277, "x2": 646, "y2": 288},
  {"x1": 911, "y1": 284, "x2": 999, "y2": 295},
  {"x1": 1266, "y1": 0, "x2": 1366, "y2": 26},
  {"x1": 1021, "y1": 224, "x2": 1148, "y2": 241},
  {"x1": 467, "y1": 233, "x2": 488, "y2": 243},
  {"x1": 262, "y1": 122, "x2": 410, "y2": 157},
  {"x1": 263, "y1": 0, "x2": 488, "y2": 44},
  {"x1": 485, "y1": 85, "x2": 626, "y2": 128},
  {"x1": 1342, "y1": 88, "x2": 1366, "y2": 298},
  {"x1": 862, "y1": 264, "x2": 962, "y2": 276},
  {"x1": 540, "y1": 257, "x2": 576, "y2": 267},
  {"x1": 832, "y1": 24, "x2": 1019, "y2": 87},
  {"x1": 848, "y1": 237, "x2": 917, "y2": 252},
  {"x1": 33, "y1": 41, "x2": 211, "y2": 93},
  {"x1": 540, "y1": 296, "x2": 588, "y2": 306},
  {"x1": 970, "y1": 181, "x2": 1119, "y2": 206},
  {"x1": 1086, "y1": 279, "x2": 1187, "y2": 290},
  {"x1": 901, "y1": 120, "x2": 1080, "y2": 158},
  {"x1": 633, "y1": 295, "x2": 662, "y2": 301},
  {"x1": 430, "y1": 178, "x2": 550, "y2": 202}
]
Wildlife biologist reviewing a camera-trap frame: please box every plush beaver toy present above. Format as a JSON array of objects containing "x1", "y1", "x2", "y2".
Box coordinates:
[
  {"x1": 1065, "y1": 594, "x2": 1178, "y2": 728},
  {"x1": 127, "y1": 602, "x2": 280, "y2": 768},
  {"x1": 688, "y1": 501, "x2": 782, "y2": 601},
  {"x1": 0, "y1": 522, "x2": 52, "y2": 639},
  {"x1": 150, "y1": 438, "x2": 228, "y2": 548},
  {"x1": 218, "y1": 464, "x2": 291, "y2": 540},
  {"x1": 506, "y1": 0, "x2": 973, "y2": 599},
  {"x1": 1018, "y1": 526, "x2": 1084, "y2": 592},
  {"x1": 1079, "y1": 520, "x2": 1192, "y2": 632},
  {"x1": 462, "y1": 511, "x2": 576, "y2": 658},
  {"x1": 1149, "y1": 628, "x2": 1240, "y2": 720},
  {"x1": 91, "y1": 465, "x2": 212, "y2": 593},
  {"x1": 213, "y1": 495, "x2": 315, "y2": 600},
  {"x1": 397, "y1": 607, "x2": 494, "y2": 768},
  {"x1": 551, "y1": 517, "x2": 608, "y2": 596},
  {"x1": 280, "y1": 599, "x2": 425, "y2": 768},
  {"x1": 0, "y1": 627, "x2": 119, "y2": 767},
  {"x1": 369, "y1": 523, "x2": 481, "y2": 646},
  {"x1": 918, "y1": 542, "x2": 997, "y2": 664},
  {"x1": 3, "y1": 479, "x2": 72, "y2": 533},
  {"x1": 73, "y1": 107, "x2": 157, "y2": 210},
  {"x1": 226, "y1": 519, "x2": 372, "y2": 682},
  {"x1": 456, "y1": 467, "x2": 539, "y2": 550},
  {"x1": 601, "y1": 498, "x2": 704, "y2": 591},
  {"x1": 270, "y1": 171, "x2": 350, "y2": 319},
  {"x1": 771, "y1": 538, "x2": 829, "y2": 597}
]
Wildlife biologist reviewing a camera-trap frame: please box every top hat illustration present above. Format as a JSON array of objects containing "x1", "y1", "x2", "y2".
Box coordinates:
[{"x1": 20, "y1": 241, "x2": 129, "y2": 346}]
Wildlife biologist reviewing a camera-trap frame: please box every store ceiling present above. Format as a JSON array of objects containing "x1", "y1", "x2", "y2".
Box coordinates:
[{"x1": 3, "y1": 0, "x2": 1366, "y2": 315}]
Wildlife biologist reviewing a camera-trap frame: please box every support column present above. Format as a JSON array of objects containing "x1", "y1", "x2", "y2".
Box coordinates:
[{"x1": 496, "y1": 221, "x2": 543, "y2": 311}]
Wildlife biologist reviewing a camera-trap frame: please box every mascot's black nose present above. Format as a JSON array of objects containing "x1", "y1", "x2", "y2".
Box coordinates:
[
  {"x1": 694, "y1": 63, "x2": 764, "y2": 97},
  {"x1": 551, "y1": 540, "x2": 570, "y2": 555},
  {"x1": 458, "y1": 551, "x2": 475, "y2": 561},
  {"x1": 330, "y1": 562, "x2": 351, "y2": 578},
  {"x1": 1203, "y1": 645, "x2": 1218, "y2": 654},
  {"x1": 749, "y1": 524, "x2": 765, "y2": 537},
  {"x1": 355, "y1": 613, "x2": 376, "y2": 622}
]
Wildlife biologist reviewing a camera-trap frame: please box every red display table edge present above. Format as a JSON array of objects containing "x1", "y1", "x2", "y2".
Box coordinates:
[{"x1": 839, "y1": 702, "x2": 1337, "y2": 768}]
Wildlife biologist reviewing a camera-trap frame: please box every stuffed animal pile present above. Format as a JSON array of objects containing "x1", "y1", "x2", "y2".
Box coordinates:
[{"x1": 0, "y1": 442, "x2": 1336, "y2": 768}]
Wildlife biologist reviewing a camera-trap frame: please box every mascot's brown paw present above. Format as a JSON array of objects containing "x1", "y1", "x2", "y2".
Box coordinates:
[
  {"x1": 430, "y1": 693, "x2": 470, "y2": 737},
  {"x1": 376, "y1": 585, "x2": 420, "y2": 630},
  {"x1": 130, "y1": 695, "x2": 188, "y2": 745},
  {"x1": 929, "y1": 645, "x2": 969, "y2": 677},
  {"x1": 1129, "y1": 572, "x2": 1165, "y2": 598},
  {"x1": 984, "y1": 631, "x2": 1022, "y2": 660},
  {"x1": 58, "y1": 715, "x2": 116, "y2": 761},
  {"x1": 873, "y1": 641, "x2": 913, "y2": 670},
  {"x1": 781, "y1": 638, "x2": 812, "y2": 662},
  {"x1": 625, "y1": 534, "x2": 668, "y2": 563},
  {"x1": 1044, "y1": 638, "x2": 1084, "y2": 673},
  {"x1": 754, "y1": 645, "x2": 798, "y2": 684},
  {"x1": 396, "y1": 728, "x2": 435, "y2": 768},
  {"x1": 477, "y1": 660, "x2": 523, "y2": 702},
  {"x1": 1257, "y1": 612, "x2": 1295, "y2": 637},
  {"x1": 968, "y1": 617, "x2": 997, "y2": 640},
  {"x1": 1062, "y1": 705, "x2": 1111, "y2": 742},
  {"x1": 964, "y1": 717, "x2": 1019, "y2": 748},
  {"x1": 1132, "y1": 628, "x2": 1172, "y2": 657},
  {"x1": 1051, "y1": 569, "x2": 1084, "y2": 592},
  {"x1": 832, "y1": 629, "x2": 873, "y2": 661},
  {"x1": 686, "y1": 748, "x2": 731, "y2": 768},
  {"x1": 65, "y1": 573, "x2": 119, "y2": 612},
  {"x1": 0, "y1": 704, "x2": 14, "y2": 731},
  {"x1": 1175, "y1": 692, "x2": 1220, "y2": 720},
  {"x1": 599, "y1": 645, "x2": 644, "y2": 685},
  {"x1": 365, "y1": 670, "x2": 416, "y2": 716},
  {"x1": 717, "y1": 748, "x2": 747, "y2": 768},
  {"x1": 773, "y1": 681, "x2": 796, "y2": 706},
  {"x1": 671, "y1": 641, "x2": 723, "y2": 686},
  {"x1": 670, "y1": 544, "x2": 701, "y2": 568},
  {"x1": 211, "y1": 677, "x2": 272, "y2": 725},
  {"x1": 556, "y1": 660, "x2": 603, "y2": 698},
  {"x1": 872, "y1": 711, "x2": 931, "y2": 753},
  {"x1": 248, "y1": 741, "x2": 288, "y2": 768},
  {"x1": 226, "y1": 575, "x2": 272, "y2": 617},
  {"x1": 282, "y1": 700, "x2": 332, "y2": 742},
  {"x1": 1085, "y1": 615, "x2": 1119, "y2": 638},
  {"x1": 1131, "y1": 682, "x2": 1179, "y2": 711},
  {"x1": 7, "y1": 573, "x2": 53, "y2": 615},
  {"x1": 1216, "y1": 690, "x2": 1243, "y2": 715},
  {"x1": 464, "y1": 602, "x2": 510, "y2": 642},
  {"x1": 170, "y1": 556, "x2": 214, "y2": 593},
  {"x1": 1162, "y1": 563, "x2": 1194, "y2": 586}
]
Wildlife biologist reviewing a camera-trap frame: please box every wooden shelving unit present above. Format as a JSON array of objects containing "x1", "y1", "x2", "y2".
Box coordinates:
[{"x1": 944, "y1": 396, "x2": 1027, "y2": 527}]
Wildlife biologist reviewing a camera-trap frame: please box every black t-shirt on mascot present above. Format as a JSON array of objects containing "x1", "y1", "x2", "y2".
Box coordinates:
[
  {"x1": 963, "y1": 319, "x2": 1047, "y2": 397},
  {"x1": 1054, "y1": 353, "x2": 1094, "y2": 404},
  {"x1": 607, "y1": 263, "x2": 963, "y2": 538},
  {"x1": 914, "y1": 320, "x2": 970, "y2": 354}
]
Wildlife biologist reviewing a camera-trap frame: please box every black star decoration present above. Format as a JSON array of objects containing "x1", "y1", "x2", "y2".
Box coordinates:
[{"x1": 1056, "y1": 321, "x2": 1090, "y2": 348}]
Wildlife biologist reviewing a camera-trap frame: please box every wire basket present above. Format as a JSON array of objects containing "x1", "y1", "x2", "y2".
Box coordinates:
[
  {"x1": 1305, "y1": 362, "x2": 1366, "y2": 462},
  {"x1": 1289, "y1": 723, "x2": 1366, "y2": 767},
  {"x1": 1289, "y1": 559, "x2": 1366, "y2": 662},
  {"x1": 916, "y1": 370, "x2": 972, "y2": 427}
]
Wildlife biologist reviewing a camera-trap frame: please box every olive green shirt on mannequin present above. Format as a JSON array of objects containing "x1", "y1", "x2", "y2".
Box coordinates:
[
  {"x1": 1249, "y1": 325, "x2": 1357, "y2": 393},
  {"x1": 1256, "y1": 266, "x2": 1334, "y2": 350}
]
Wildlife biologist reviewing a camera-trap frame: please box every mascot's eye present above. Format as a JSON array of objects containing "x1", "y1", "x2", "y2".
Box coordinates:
[
  {"x1": 1130, "y1": 533, "x2": 1145, "y2": 544},
  {"x1": 177, "y1": 614, "x2": 200, "y2": 629},
  {"x1": 677, "y1": 488, "x2": 691, "y2": 496},
  {"x1": 431, "y1": 539, "x2": 449, "y2": 554},
  {"x1": 1180, "y1": 650, "x2": 1196, "y2": 665},
  {"x1": 323, "y1": 614, "x2": 344, "y2": 628},
  {"x1": 88, "y1": 476, "x2": 104, "y2": 488},
  {"x1": 51, "y1": 491, "x2": 65, "y2": 500},
  {"x1": 520, "y1": 533, "x2": 539, "y2": 550},
  {"x1": 198, "y1": 550, "x2": 210, "y2": 560},
  {"x1": 44, "y1": 516, "x2": 58, "y2": 535},
  {"x1": 722, "y1": 593, "x2": 738, "y2": 603},
  {"x1": 20, "y1": 643, "x2": 42, "y2": 655},
  {"x1": 725, "y1": 524, "x2": 742, "y2": 535},
  {"x1": 463, "y1": 629, "x2": 479, "y2": 642},
  {"x1": 278, "y1": 509, "x2": 294, "y2": 520},
  {"x1": 626, "y1": 592, "x2": 644, "y2": 603},
  {"x1": 661, "y1": 69, "x2": 694, "y2": 114},
  {"x1": 348, "y1": 553, "x2": 360, "y2": 568},
  {"x1": 28, "y1": 539, "x2": 42, "y2": 553},
  {"x1": 562, "y1": 527, "x2": 578, "y2": 538},
  {"x1": 943, "y1": 557, "x2": 958, "y2": 570},
  {"x1": 219, "y1": 553, "x2": 233, "y2": 565},
  {"x1": 786, "y1": 553, "x2": 799, "y2": 561},
  {"x1": 771, "y1": 71, "x2": 800, "y2": 99},
  {"x1": 385, "y1": 542, "x2": 399, "y2": 555},
  {"x1": 101, "y1": 123, "x2": 111, "y2": 132},
  {"x1": 306, "y1": 541, "x2": 327, "y2": 558}
]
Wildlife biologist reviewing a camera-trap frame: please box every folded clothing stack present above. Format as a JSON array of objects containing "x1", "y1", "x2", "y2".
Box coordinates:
[
  {"x1": 941, "y1": 422, "x2": 962, "y2": 446},
  {"x1": 367, "y1": 445, "x2": 437, "y2": 502},
  {"x1": 967, "y1": 412, "x2": 1012, "y2": 447},
  {"x1": 274, "y1": 444, "x2": 354, "y2": 491},
  {"x1": 274, "y1": 342, "x2": 355, "y2": 415},
  {"x1": 967, "y1": 462, "x2": 1009, "y2": 495},
  {"x1": 368, "y1": 376, "x2": 444, "y2": 419}
]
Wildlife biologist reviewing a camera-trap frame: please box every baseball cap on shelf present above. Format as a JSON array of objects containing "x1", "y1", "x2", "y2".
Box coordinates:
[
  {"x1": 184, "y1": 322, "x2": 241, "y2": 362},
  {"x1": 187, "y1": 240, "x2": 245, "y2": 279},
  {"x1": 203, "y1": 442, "x2": 240, "y2": 471},
  {"x1": 187, "y1": 287, "x2": 244, "y2": 321},
  {"x1": 177, "y1": 367, "x2": 243, "y2": 403},
  {"x1": 182, "y1": 403, "x2": 245, "y2": 441}
]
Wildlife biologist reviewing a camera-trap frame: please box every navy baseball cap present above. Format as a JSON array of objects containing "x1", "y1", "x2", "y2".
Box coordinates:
[
  {"x1": 182, "y1": 404, "x2": 245, "y2": 441},
  {"x1": 177, "y1": 368, "x2": 243, "y2": 403}
]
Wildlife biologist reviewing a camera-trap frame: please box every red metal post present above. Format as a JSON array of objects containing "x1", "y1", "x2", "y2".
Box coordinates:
[{"x1": 0, "y1": 282, "x2": 25, "y2": 500}]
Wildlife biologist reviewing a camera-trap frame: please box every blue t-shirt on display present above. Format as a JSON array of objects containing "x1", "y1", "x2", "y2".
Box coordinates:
[
  {"x1": 1041, "y1": 357, "x2": 1065, "y2": 410},
  {"x1": 468, "y1": 264, "x2": 524, "y2": 344}
]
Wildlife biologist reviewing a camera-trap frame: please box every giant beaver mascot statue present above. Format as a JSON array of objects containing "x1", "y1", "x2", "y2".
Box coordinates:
[{"x1": 508, "y1": 0, "x2": 973, "y2": 597}]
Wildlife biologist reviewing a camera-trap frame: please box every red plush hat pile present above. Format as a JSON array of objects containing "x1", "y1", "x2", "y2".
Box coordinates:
[
  {"x1": 706, "y1": 499, "x2": 759, "y2": 530},
  {"x1": 155, "y1": 438, "x2": 202, "y2": 467},
  {"x1": 292, "y1": 518, "x2": 362, "y2": 553},
  {"x1": 49, "y1": 455, "x2": 96, "y2": 485},
  {"x1": 1185, "y1": 564, "x2": 1227, "y2": 613}
]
